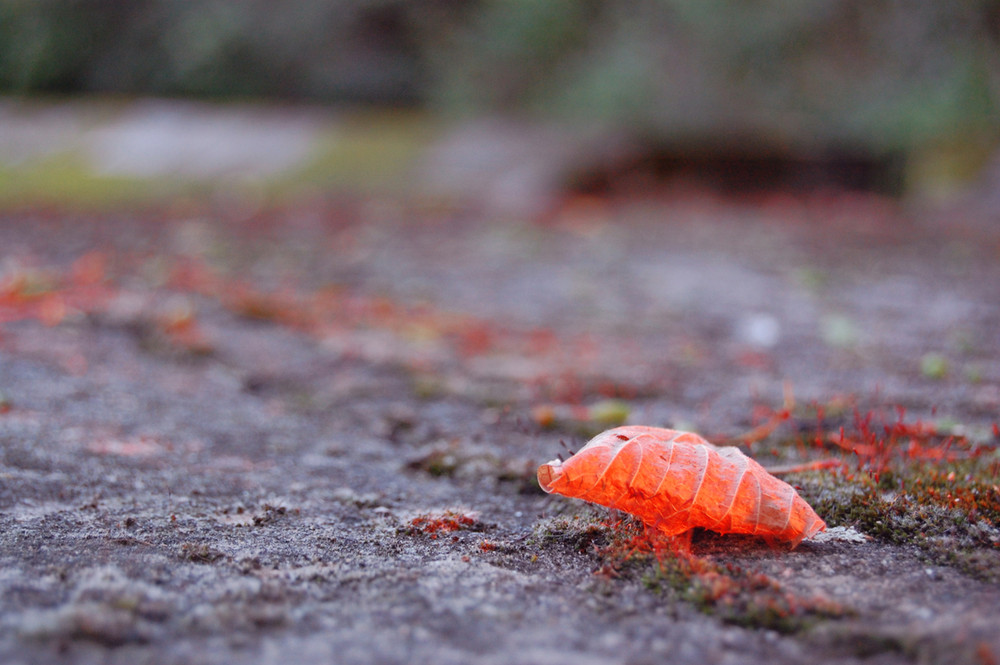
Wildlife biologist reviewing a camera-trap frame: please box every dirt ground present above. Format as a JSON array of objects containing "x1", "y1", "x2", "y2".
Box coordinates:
[{"x1": 1, "y1": 174, "x2": 999, "y2": 664}]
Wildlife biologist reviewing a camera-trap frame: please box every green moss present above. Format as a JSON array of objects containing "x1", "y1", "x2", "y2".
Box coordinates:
[
  {"x1": 845, "y1": 632, "x2": 910, "y2": 659},
  {"x1": 289, "y1": 113, "x2": 436, "y2": 194},
  {"x1": 534, "y1": 514, "x2": 611, "y2": 553},
  {"x1": 810, "y1": 450, "x2": 1000, "y2": 582},
  {"x1": 920, "y1": 353, "x2": 949, "y2": 379},
  {"x1": 814, "y1": 491, "x2": 917, "y2": 545},
  {"x1": 546, "y1": 519, "x2": 849, "y2": 633},
  {"x1": 0, "y1": 110, "x2": 436, "y2": 210},
  {"x1": 407, "y1": 448, "x2": 460, "y2": 477},
  {"x1": 179, "y1": 542, "x2": 226, "y2": 563},
  {"x1": 587, "y1": 399, "x2": 632, "y2": 428},
  {"x1": 636, "y1": 543, "x2": 846, "y2": 632},
  {"x1": 940, "y1": 547, "x2": 1000, "y2": 583},
  {"x1": 0, "y1": 155, "x2": 175, "y2": 208}
]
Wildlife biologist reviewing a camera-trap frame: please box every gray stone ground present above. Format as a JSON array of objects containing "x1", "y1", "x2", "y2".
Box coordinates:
[{"x1": 1, "y1": 102, "x2": 999, "y2": 665}]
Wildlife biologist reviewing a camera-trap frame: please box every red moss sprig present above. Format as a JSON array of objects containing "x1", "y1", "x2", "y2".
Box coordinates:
[{"x1": 408, "y1": 511, "x2": 479, "y2": 539}]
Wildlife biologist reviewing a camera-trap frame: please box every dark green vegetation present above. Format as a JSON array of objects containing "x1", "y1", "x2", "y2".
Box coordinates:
[{"x1": 2, "y1": 1, "x2": 997, "y2": 155}]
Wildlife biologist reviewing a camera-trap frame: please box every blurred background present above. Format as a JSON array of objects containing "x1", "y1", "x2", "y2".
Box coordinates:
[{"x1": 1, "y1": 0, "x2": 999, "y2": 209}]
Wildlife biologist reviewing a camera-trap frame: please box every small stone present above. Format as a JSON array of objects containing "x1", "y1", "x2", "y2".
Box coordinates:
[{"x1": 737, "y1": 313, "x2": 781, "y2": 348}]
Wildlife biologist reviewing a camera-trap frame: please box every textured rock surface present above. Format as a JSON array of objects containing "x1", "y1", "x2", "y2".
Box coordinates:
[{"x1": 1, "y1": 107, "x2": 999, "y2": 665}]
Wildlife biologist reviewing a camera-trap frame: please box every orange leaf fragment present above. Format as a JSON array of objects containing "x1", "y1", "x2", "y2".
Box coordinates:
[{"x1": 538, "y1": 426, "x2": 826, "y2": 547}]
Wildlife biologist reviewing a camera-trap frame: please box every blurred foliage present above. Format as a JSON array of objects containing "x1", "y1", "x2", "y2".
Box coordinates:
[
  {"x1": 1, "y1": 0, "x2": 998, "y2": 149},
  {"x1": 426, "y1": 0, "x2": 1000, "y2": 150},
  {"x1": 0, "y1": 0, "x2": 426, "y2": 103}
]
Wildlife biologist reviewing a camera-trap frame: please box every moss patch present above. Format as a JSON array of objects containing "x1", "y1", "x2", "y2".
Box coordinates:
[
  {"x1": 0, "y1": 155, "x2": 178, "y2": 209},
  {"x1": 579, "y1": 520, "x2": 848, "y2": 633}
]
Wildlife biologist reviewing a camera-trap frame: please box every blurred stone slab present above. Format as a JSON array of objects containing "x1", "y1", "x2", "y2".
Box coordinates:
[
  {"x1": 0, "y1": 99, "x2": 328, "y2": 180},
  {"x1": 413, "y1": 118, "x2": 635, "y2": 219}
]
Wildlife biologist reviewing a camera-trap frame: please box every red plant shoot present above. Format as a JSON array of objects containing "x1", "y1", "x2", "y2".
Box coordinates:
[{"x1": 409, "y1": 511, "x2": 478, "y2": 539}]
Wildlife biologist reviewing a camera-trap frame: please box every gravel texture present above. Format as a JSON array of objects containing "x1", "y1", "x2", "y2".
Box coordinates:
[{"x1": 1, "y1": 172, "x2": 999, "y2": 665}]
